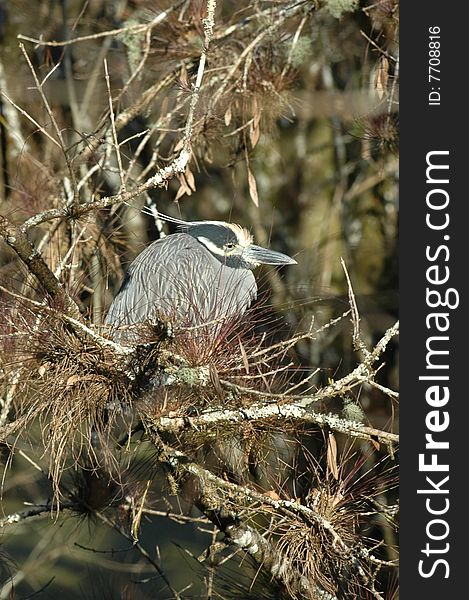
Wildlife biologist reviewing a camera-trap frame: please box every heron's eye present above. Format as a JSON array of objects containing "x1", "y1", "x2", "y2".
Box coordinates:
[{"x1": 224, "y1": 242, "x2": 236, "y2": 251}]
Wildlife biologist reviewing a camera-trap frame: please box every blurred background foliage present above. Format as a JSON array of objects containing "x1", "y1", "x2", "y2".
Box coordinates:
[{"x1": 0, "y1": 0, "x2": 399, "y2": 598}]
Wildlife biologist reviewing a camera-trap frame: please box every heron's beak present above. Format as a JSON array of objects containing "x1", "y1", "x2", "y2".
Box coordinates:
[{"x1": 245, "y1": 245, "x2": 297, "y2": 266}]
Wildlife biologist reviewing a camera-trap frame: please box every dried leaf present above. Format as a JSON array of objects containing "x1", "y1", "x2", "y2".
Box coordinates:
[
  {"x1": 209, "y1": 363, "x2": 224, "y2": 400},
  {"x1": 173, "y1": 138, "x2": 185, "y2": 152},
  {"x1": 160, "y1": 95, "x2": 169, "y2": 120},
  {"x1": 174, "y1": 183, "x2": 188, "y2": 202},
  {"x1": 131, "y1": 479, "x2": 152, "y2": 542},
  {"x1": 66, "y1": 374, "x2": 95, "y2": 387},
  {"x1": 331, "y1": 491, "x2": 345, "y2": 508},
  {"x1": 326, "y1": 432, "x2": 339, "y2": 480},
  {"x1": 247, "y1": 166, "x2": 259, "y2": 207},
  {"x1": 238, "y1": 339, "x2": 250, "y2": 374},
  {"x1": 224, "y1": 104, "x2": 232, "y2": 127},
  {"x1": 185, "y1": 167, "x2": 196, "y2": 192},
  {"x1": 375, "y1": 56, "x2": 389, "y2": 100},
  {"x1": 38, "y1": 362, "x2": 50, "y2": 377},
  {"x1": 264, "y1": 490, "x2": 281, "y2": 501},
  {"x1": 252, "y1": 96, "x2": 260, "y2": 124},
  {"x1": 66, "y1": 374, "x2": 80, "y2": 387},
  {"x1": 253, "y1": 105, "x2": 261, "y2": 130},
  {"x1": 179, "y1": 64, "x2": 189, "y2": 89},
  {"x1": 250, "y1": 120, "x2": 260, "y2": 148}
]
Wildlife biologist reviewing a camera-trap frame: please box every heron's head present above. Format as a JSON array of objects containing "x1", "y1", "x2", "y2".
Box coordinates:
[{"x1": 185, "y1": 221, "x2": 297, "y2": 269}]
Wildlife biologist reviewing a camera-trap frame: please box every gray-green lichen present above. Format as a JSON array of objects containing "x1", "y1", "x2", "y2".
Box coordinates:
[{"x1": 324, "y1": 0, "x2": 359, "y2": 19}]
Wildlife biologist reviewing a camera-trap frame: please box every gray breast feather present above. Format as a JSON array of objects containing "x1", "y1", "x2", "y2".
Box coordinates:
[{"x1": 105, "y1": 234, "x2": 257, "y2": 334}]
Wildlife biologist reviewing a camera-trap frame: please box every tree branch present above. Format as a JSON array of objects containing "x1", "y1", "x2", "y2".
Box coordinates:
[
  {"x1": 154, "y1": 403, "x2": 398, "y2": 447},
  {"x1": 0, "y1": 215, "x2": 82, "y2": 320}
]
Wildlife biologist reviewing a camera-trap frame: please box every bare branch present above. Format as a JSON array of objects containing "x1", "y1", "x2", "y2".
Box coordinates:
[
  {"x1": 0, "y1": 216, "x2": 82, "y2": 320},
  {"x1": 17, "y1": 4, "x2": 184, "y2": 47},
  {"x1": 155, "y1": 403, "x2": 398, "y2": 447},
  {"x1": 104, "y1": 58, "x2": 125, "y2": 191}
]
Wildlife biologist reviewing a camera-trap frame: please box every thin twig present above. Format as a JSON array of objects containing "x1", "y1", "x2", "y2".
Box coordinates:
[
  {"x1": 341, "y1": 258, "x2": 370, "y2": 358},
  {"x1": 17, "y1": 5, "x2": 183, "y2": 47},
  {"x1": 182, "y1": 0, "x2": 217, "y2": 147},
  {"x1": 104, "y1": 58, "x2": 125, "y2": 191},
  {"x1": 0, "y1": 284, "x2": 133, "y2": 356},
  {"x1": 0, "y1": 89, "x2": 62, "y2": 149},
  {"x1": 94, "y1": 510, "x2": 181, "y2": 599},
  {"x1": 19, "y1": 43, "x2": 77, "y2": 200},
  {"x1": 0, "y1": 216, "x2": 83, "y2": 320}
]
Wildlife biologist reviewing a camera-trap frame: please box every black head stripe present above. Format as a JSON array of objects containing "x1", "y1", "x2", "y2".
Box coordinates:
[{"x1": 187, "y1": 223, "x2": 238, "y2": 247}]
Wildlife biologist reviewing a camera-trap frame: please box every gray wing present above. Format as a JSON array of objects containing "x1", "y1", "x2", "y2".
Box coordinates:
[{"x1": 105, "y1": 234, "x2": 257, "y2": 336}]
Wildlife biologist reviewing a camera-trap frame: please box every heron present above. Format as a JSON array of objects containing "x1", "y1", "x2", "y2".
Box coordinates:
[
  {"x1": 105, "y1": 214, "x2": 296, "y2": 343},
  {"x1": 105, "y1": 213, "x2": 298, "y2": 483}
]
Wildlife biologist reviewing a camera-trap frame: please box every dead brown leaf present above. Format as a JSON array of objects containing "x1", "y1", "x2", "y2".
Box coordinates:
[
  {"x1": 247, "y1": 166, "x2": 259, "y2": 207},
  {"x1": 375, "y1": 56, "x2": 389, "y2": 100},
  {"x1": 326, "y1": 432, "x2": 339, "y2": 480}
]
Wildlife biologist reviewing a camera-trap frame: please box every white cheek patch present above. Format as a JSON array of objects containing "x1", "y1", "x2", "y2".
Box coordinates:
[{"x1": 197, "y1": 236, "x2": 226, "y2": 256}]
